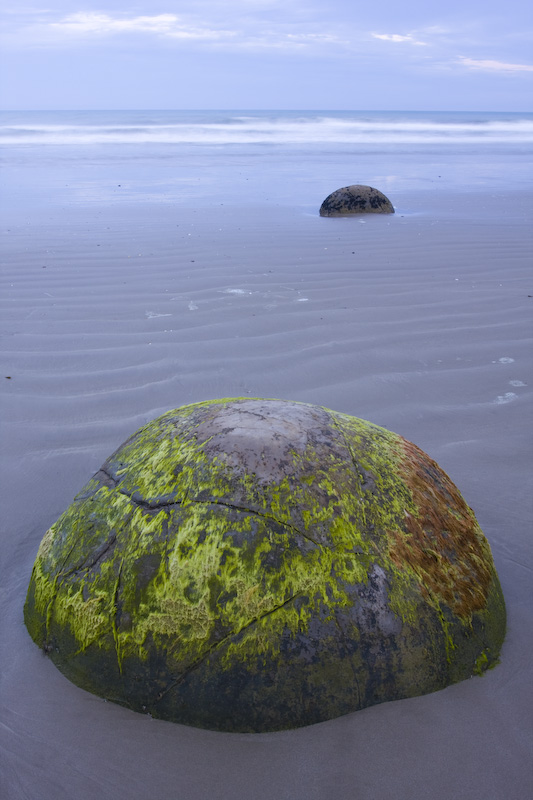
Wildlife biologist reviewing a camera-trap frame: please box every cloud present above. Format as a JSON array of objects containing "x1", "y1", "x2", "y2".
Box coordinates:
[
  {"x1": 49, "y1": 13, "x2": 233, "y2": 41},
  {"x1": 372, "y1": 33, "x2": 427, "y2": 46},
  {"x1": 242, "y1": 31, "x2": 343, "y2": 49},
  {"x1": 458, "y1": 57, "x2": 533, "y2": 74},
  {"x1": 1, "y1": 9, "x2": 345, "y2": 51}
]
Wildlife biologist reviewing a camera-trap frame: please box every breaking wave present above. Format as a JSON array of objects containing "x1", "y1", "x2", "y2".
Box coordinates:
[{"x1": 2, "y1": 111, "x2": 533, "y2": 146}]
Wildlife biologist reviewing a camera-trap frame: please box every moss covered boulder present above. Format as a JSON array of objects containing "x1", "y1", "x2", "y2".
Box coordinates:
[
  {"x1": 320, "y1": 184, "x2": 394, "y2": 216},
  {"x1": 24, "y1": 398, "x2": 505, "y2": 732}
]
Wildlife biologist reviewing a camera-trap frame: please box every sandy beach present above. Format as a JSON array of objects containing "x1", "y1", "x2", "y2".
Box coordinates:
[{"x1": 1, "y1": 114, "x2": 532, "y2": 798}]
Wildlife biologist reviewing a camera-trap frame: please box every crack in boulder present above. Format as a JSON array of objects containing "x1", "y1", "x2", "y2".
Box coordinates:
[
  {"x1": 59, "y1": 533, "x2": 118, "y2": 580},
  {"x1": 153, "y1": 590, "x2": 304, "y2": 706},
  {"x1": 112, "y1": 559, "x2": 124, "y2": 673},
  {"x1": 102, "y1": 479, "x2": 323, "y2": 549}
]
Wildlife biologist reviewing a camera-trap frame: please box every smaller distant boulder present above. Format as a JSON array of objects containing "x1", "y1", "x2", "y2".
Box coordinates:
[{"x1": 320, "y1": 185, "x2": 394, "y2": 216}]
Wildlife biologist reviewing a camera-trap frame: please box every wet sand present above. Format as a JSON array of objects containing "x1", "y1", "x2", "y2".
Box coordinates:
[{"x1": 1, "y1": 191, "x2": 532, "y2": 799}]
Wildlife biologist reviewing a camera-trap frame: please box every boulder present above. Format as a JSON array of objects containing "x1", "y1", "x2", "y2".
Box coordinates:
[
  {"x1": 24, "y1": 398, "x2": 505, "y2": 732},
  {"x1": 320, "y1": 184, "x2": 394, "y2": 216}
]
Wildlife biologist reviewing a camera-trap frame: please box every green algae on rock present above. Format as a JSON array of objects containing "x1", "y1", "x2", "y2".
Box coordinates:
[
  {"x1": 319, "y1": 184, "x2": 394, "y2": 216},
  {"x1": 24, "y1": 398, "x2": 505, "y2": 732}
]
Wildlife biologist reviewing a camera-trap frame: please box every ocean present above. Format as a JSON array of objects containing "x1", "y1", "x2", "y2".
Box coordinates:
[
  {"x1": 1, "y1": 110, "x2": 532, "y2": 800},
  {"x1": 2, "y1": 110, "x2": 533, "y2": 220},
  {"x1": 3, "y1": 110, "x2": 533, "y2": 147}
]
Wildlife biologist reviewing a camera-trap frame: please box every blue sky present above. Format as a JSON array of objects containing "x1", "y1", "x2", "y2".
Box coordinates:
[{"x1": 1, "y1": 1, "x2": 532, "y2": 110}]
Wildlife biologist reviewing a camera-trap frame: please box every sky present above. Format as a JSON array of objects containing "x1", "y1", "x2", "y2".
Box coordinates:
[{"x1": 1, "y1": 1, "x2": 532, "y2": 110}]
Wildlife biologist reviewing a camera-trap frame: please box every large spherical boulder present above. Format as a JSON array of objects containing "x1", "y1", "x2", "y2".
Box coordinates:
[
  {"x1": 320, "y1": 184, "x2": 394, "y2": 216},
  {"x1": 25, "y1": 398, "x2": 505, "y2": 732}
]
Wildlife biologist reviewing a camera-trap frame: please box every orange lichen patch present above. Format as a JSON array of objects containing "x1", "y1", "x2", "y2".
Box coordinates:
[{"x1": 389, "y1": 438, "x2": 492, "y2": 619}]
